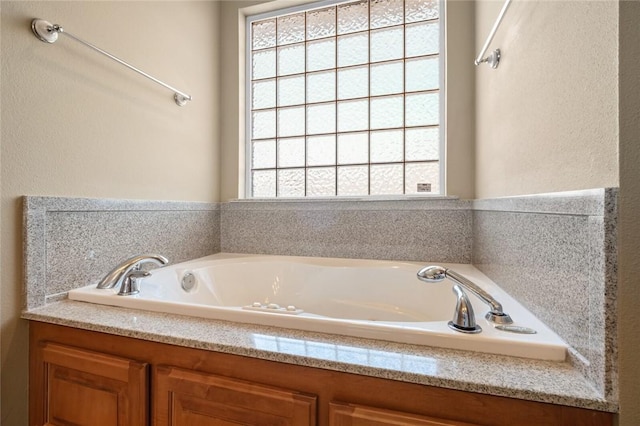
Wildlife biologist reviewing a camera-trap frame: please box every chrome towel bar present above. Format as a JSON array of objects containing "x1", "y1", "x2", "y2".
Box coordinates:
[
  {"x1": 475, "y1": 0, "x2": 512, "y2": 69},
  {"x1": 31, "y1": 18, "x2": 192, "y2": 106}
]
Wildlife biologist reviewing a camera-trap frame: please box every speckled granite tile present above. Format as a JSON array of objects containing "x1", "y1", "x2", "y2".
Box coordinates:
[
  {"x1": 221, "y1": 203, "x2": 472, "y2": 263},
  {"x1": 472, "y1": 188, "x2": 606, "y2": 216},
  {"x1": 22, "y1": 300, "x2": 616, "y2": 412},
  {"x1": 472, "y1": 188, "x2": 618, "y2": 403},
  {"x1": 602, "y1": 188, "x2": 619, "y2": 402},
  {"x1": 473, "y1": 211, "x2": 591, "y2": 356},
  {"x1": 23, "y1": 198, "x2": 47, "y2": 310},
  {"x1": 23, "y1": 196, "x2": 220, "y2": 308},
  {"x1": 45, "y1": 210, "x2": 219, "y2": 295}
]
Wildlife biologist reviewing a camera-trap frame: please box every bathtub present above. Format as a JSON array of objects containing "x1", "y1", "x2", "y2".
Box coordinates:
[{"x1": 68, "y1": 253, "x2": 568, "y2": 361}]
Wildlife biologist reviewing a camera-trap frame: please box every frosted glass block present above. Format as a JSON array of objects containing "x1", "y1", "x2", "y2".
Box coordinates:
[
  {"x1": 406, "y1": 57, "x2": 439, "y2": 92},
  {"x1": 277, "y1": 44, "x2": 305, "y2": 76},
  {"x1": 370, "y1": 61, "x2": 403, "y2": 96},
  {"x1": 307, "y1": 39, "x2": 336, "y2": 72},
  {"x1": 406, "y1": 21, "x2": 439, "y2": 57},
  {"x1": 370, "y1": 27, "x2": 404, "y2": 62},
  {"x1": 252, "y1": 170, "x2": 276, "y2": 197},
  {"x1": 307, "y1": 135, "x2": 336, "y2": 166},
  {"x1": 252, "y1": 109, "x2": 276, "y2": 139},
  {"x1": 338, "y1": 99, "x2": 368, "y2": 132},
  {"x1": 370, "y1": 95, "x2": 403, "y2": 129},
  {"x1": 337, "y1": 0, "x2": 369, "y2": 35},
  {"x1": 370, "y1": 129, "x2": 403, "y2": 163},
  {"x1": 370, "y1": 0, "x2": 404, "y2": 29},
  {"x1": 278, "y1": 107, "x2": 305, "y2": 137},
  {"x1": 278, "y1": 75, "x2": 305, "y2": 107},
  {"x1": 277, "y1": 13, "x2": 305, "y2": 46},
  {"x1": 406, "y1": 127, "x2": 439, "y2": 161},
  {"x1": 307, "y1": 103, "x2": 336, "y2": 134},
  {"x1": 307, "y1": 7, "x2": 336, "y2": 40},
  {"x1": 337, "y1": 33, "x2": 369, "y2": 67},
  {"x1": 307, "y1": 167, "x2": 336, "y2": 196},
  {"x1": 338, "y1": 166, "x2": 369, "y2": 196},
  {"x1": 278, "y1": 137, "x2": 305, "y2": 167},
  {"x1": 406, "y1": 92, "x2": 439, "y2": 127},
  {"x1": 405, "y1": 162, "x2": 439, "y2": 194},
  {"x1": 405, "y1": 0, "x2": 439, "y2": 23},
  {"x1": 371, "y1": 164, "x2": 403, "y2": 195},
  {"x1": 252, "y1": 19, "x2": 276, "y2": 50},
  {"x1": 307, "y1": 71, "x2": 336, "y2": 103},
  {"x1": 252, "y1": 139, "x2": 276, "y2": 169},
  {"x1": 337, "y1": 132, "x2": 368, "y2": 164},
  {"x1": 278, "y1": 169, "x2": 305, "y2": 197},
  {"x1": 252, "y1": 79, "x2": 276, "y2": 110},
  {"x1": 252, "y1": 49, "x2": 276, "y2": 79},
  {"x1": 337, "y1": 66, "x2": 369, "y2": 100}
]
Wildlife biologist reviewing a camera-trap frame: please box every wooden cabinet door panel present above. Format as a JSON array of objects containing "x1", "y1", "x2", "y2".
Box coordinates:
[
  {"x1": 329, "y1": 402, "x2": 481, "y2": 426},
  {"x1": 32, "y1": 342, "x2": 148, "y2": 426},
  {"x1": 154, "y1": 365, "x2": 316, "y2": 426}
]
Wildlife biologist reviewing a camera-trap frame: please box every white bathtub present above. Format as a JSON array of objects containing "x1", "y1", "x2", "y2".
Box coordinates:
[{"x1": 69, "y1": 253, "x2": 568, "y2": 361}]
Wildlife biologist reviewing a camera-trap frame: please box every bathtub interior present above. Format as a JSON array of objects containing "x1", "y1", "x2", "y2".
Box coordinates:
[{"x1": 149, "y1": 259, "x2": 456, "y2": 322}]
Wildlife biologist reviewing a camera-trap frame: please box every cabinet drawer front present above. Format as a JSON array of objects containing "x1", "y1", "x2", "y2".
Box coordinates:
[
  {"x1": 154, "y1": 365, "x2": 316, "y2": 426},
  {"x1": 329, "y1": 402, "x2": 481, "y2": 426},
  {"x1": 34, "y1": 342, "x2": 148, "y2": 426}
]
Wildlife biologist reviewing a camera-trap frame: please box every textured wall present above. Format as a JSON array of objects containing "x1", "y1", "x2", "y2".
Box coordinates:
[
  {"x1": 617, "y1": 1, "x2": 640, "y2": 424},
  {"x1": 475, "y1": 0, "x2": 618, "y2": 198},
  {"x1": 1, "y1": 2, "x2": 220, "y2": 424}
]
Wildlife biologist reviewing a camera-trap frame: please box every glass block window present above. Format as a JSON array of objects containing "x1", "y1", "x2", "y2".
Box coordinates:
[{"x1": 247, "y1": 0, "x2": 442, "y2": 198}]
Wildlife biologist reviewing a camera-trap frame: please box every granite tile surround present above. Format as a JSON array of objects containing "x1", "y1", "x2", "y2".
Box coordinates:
[
  {"x1": 472, "y1": 188, "x2": 618, "y2": 402},
  {"x1": 221, "y1": 198, "x2": 472, "y2": 263},
  {"x1": 23, "y1": 196, "x2": 220, "y2": 309},
  {"x1": 22, "y1": 189, "x2": 618, "y2": 408}
]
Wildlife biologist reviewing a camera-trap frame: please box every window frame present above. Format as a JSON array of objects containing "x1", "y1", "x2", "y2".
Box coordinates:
[{"x1": 244, "y1": 0, "x2": 446, "y2": 198}]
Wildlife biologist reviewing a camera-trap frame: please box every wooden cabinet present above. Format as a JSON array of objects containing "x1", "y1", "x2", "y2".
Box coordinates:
[
  {"x1": 29, "y1": 322, "x2": 614, "y2": 426},
  {"x1": 30, "y1": 341, "x2": 148, "y2": 426},
  {"x1": 154, "y1": 365, "x2": 316, "y2": 425},
  {"x1": 329, "y1": 402, "x2": 480, "y2": 426}
]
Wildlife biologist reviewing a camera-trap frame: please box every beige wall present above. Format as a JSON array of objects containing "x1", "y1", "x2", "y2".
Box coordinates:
[
  {"x1": 1, "y1": 1, "x2": 219, "y2": 424},
  {"x1": 219, "y1": 0, "x2": 476, "y2": 200},
  {"x1": 475, "y1": 0, "x2": 619, "y2": 199},
  {"x1": 475, "y1": 0, "x2": 639, "y2": 424},
  {"x1": 617, "y1": 1, "x2": 640, "y2": 424}
]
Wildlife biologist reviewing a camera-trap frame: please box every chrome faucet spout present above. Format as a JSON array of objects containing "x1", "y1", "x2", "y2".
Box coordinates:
[
  {"x1": 97, "y1": 254, "x2": 169, "y2": 295},
  {"x1": 417, "y1": 265, "x2": 513, "y2": 325}
]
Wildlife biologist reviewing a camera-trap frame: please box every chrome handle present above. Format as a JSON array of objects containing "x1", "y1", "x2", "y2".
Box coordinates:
[
  {"x1": 448, "y1": 285, "x2": 482, "y2": 334},
  {"x1": 117, "y1": 270, "x2": 150, "y2": 296}
]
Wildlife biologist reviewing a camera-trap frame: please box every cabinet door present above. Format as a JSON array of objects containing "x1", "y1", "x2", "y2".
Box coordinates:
[
  {"x1": 32, "y1": 342, "x2": 148, "y2": 426},
  {"x1": 329, "y1": 402, "x2": 481, "y2": 426},
  {"x1": 154, "y1": 365, "x2": 316, "y2": 426}
]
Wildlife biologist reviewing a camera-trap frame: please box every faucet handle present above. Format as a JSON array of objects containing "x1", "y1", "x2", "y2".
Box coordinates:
[
  {"x1": 448, "y1": 284, "x2": 482, "y2": 334},
  {"x1": 117, "y1": 270, "x2": 150, "y2": 296}
]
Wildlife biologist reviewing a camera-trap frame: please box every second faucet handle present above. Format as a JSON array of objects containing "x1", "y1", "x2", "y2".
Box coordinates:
[{"x1": 117, "y1": 270, "x2": 150, "y2": 296}]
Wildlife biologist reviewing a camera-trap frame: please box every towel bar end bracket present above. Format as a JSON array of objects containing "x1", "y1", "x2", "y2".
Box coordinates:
[
  {"x1": 475, "y1": 49, "x2": 501, "y2": 69},
  {"x1": 31, "y1": 18, "x2": 58, "y2": 43}
]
